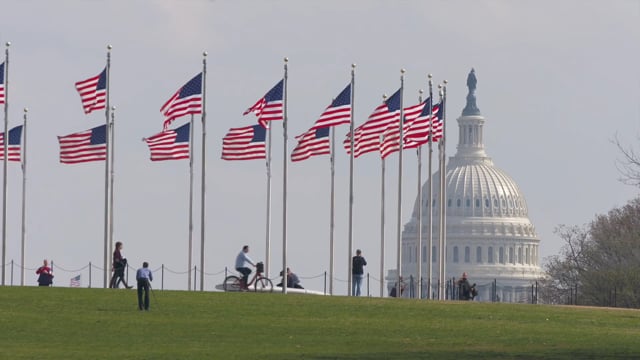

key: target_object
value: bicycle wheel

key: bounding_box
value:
[223,275,241,292]
[254,277,273,292]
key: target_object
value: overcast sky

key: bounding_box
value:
[1,0,639,293]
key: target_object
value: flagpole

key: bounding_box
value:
[427,74,434,300]
[188,114,194,290]
[329,127,335,295]
[103,45,112,288]
[416,89,423,299]
[282,57,289,293]
[108,105,115,283]
[347,63,355,296]
[265,105,272,278]
[379,129,386,297]
[437,82,447,300]
[1,41,10,286]
[396,69,405,296]
[200,52,208,291]
[20,107,27,286]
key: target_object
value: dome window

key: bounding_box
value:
[509,247,515,264]
[466,199,471,207]
[448,199,452,207]
[432,246,437,263]
[464,246,471,263]
[476,246,482,263]
[493,198,498,207]
[488,246,494,263]
[475,199,480,207]
[453,246,459,263]
[499,247,505,264]
[457,199,461,207]
[485,199,490,208]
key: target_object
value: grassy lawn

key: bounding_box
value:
[1,286,639,359]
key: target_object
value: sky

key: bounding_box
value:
[1,0,639,294]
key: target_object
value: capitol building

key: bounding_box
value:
[399,69,544,302]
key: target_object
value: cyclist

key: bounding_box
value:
[235,245,255,289]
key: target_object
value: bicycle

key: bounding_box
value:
[223,262,273,292]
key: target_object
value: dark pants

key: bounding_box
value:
[110,267,126,288]
[236,267,251,287]
[137,279,150,310]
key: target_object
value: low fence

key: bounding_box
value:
[5,260,541,303]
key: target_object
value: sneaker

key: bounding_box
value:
[126,286,133,289]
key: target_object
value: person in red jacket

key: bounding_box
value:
[36,259,54,286]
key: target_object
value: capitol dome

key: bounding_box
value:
[400,69,543,302]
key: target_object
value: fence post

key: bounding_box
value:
[161,264,165,291]
[194,266,197,291]
[324,271,327,295]
[89,262,92,288]
[366,273,370,297]
[10,260,14,286]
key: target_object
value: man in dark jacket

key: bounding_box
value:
[352,249,367,296]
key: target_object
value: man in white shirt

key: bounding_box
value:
[235,245,255,289]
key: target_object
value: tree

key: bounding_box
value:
[541,198,640,308]
[613,135,640,187]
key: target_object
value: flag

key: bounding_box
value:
[75,68,106,114]
[404,100,442,146]
[160,73,203,130]
[0,125,23,162]
[291,127,330,162]
[57,124,107,164]
[221,124,267,161]
[379,99,430,159]
[70,274,81,287]
[310,84,351,130]
[343,89,401,158]
[0,61,5,105]
[144,122,190,161]
[243,80,283,128]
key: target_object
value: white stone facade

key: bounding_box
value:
[400,83,544,302]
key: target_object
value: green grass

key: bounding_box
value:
[1,287,639,359]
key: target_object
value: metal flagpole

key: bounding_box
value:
[329,127,335,295]
[103,45,112,288]
[379,129,386,297]
[347,64,355,296]
[282,57,289,293]
[427,74,434,300]
[187,114,194,290]
[265,102,272,278]
[20,107,27,286]
[416,89,423,299]
[1,41,9,286]
[200,52,208,291]
[395,69,405,297]
[109,105,115,281]
[437,82,447,300]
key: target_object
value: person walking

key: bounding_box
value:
[35,259,54,286]
[110,241,132,289]
[351,249,367,296]
[136,262,153,311]
[235,245,255,290]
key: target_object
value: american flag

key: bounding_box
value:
[145,122,190,161]
[243,80,283,128]
[343,89,401,158]
[70,274,81,287]
[0,125,23,162]
[379,99,430,159]
[221,124,267,161]
[291,127,330,162]
[309,84,351,130]
[75,68,107,115]
[57,124,107,164]
[404,100,442,146]
[0,61,5,105]
[161,73,203,130]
